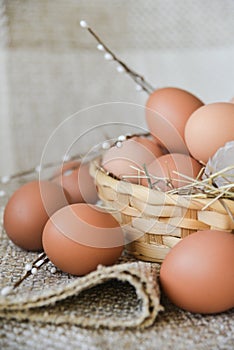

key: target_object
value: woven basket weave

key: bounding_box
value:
[90,158,234,263]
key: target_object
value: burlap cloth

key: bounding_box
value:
[0,183,234,350]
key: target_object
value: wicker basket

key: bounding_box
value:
[90,158,234,263]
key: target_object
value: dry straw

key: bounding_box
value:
[81,20,234,262]
[90,159,234,263]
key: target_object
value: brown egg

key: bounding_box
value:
[141,153,202,191]
[42,204,124,276]
[3,180,68,251]
[145,87,204,154]
[185,102,234,163]
[102,136,163,183]
[52,161,98,204]
[160,230,234,314]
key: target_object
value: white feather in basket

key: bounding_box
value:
[203,141,234,189]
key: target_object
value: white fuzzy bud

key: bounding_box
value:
[1,175,10,184]
[62,154,71,162]
[135,84,143,92]
[116,65,125,73]
[80,20,88,28]
[50,267,57,274]
[97,44,104,51]
[0,190,5,197]
[118,135,126,142]
[102,141,111,150]
[25,263,33,272]
[1,286,13,296]
[31,267,38,275]
[35,165,42,173]
[104,52,113,61]
[116,141,122,148]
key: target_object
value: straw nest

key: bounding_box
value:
[90,158,234,263]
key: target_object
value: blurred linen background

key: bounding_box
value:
[0,0,234,175]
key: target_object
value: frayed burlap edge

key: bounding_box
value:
[0,261,162,329]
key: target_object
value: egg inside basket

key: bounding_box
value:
[90,143,234,263]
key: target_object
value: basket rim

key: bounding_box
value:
[90,157,234,262]
[90,157,234,216]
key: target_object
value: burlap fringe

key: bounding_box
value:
[0,261,162,329]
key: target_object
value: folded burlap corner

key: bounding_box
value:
[0,207,163,329]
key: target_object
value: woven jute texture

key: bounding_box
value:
[0,206,163,330]
[0,194,234,350]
